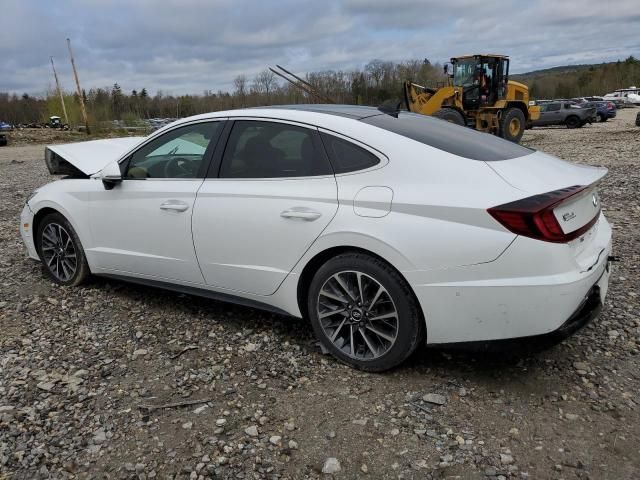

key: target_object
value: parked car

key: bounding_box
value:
[21,105,612,371]
[530,101,596,128]
[573,99,617,122]
[0,121,10,146]
[604,89,640,107]
[593,101,617,122]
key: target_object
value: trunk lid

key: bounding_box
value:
[485,150,607,194]
[486,151,608,262]
[45,137,144,176]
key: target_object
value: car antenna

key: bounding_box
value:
[269,65,335,104]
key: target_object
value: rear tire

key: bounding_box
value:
[307,253,425,372]
[499,107,526,143]
[36,212,90,286]
[565,116,581,129]
[433,108,465,126]
[597,113,607,123]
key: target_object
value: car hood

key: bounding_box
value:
[45,137,145,176]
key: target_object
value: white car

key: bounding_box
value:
[20,105,612,371]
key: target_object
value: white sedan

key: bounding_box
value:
[20,105,612,371]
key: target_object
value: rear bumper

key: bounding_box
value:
[433,273,605,351]
[411,215,612,344]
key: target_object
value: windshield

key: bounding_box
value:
[453,59,477,87]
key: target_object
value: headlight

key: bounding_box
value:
[26,190,39,205]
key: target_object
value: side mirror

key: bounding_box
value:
[100,161,122,190]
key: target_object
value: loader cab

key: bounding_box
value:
[452,55,509,110]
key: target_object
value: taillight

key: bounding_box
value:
[607,102,613,110]
[488,186,600,243]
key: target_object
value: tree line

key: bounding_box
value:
[1,56,638,127]
[515,56,640,100]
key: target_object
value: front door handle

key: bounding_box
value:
[280,207,322,221]
[160,200,190,212]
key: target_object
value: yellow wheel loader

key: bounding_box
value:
[404,54,540,143]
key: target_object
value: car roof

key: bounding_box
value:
[257,104,386,120]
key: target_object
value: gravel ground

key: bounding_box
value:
[1,108,639,480]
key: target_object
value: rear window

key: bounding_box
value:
[360,112,533,161]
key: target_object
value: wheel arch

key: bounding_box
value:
[32,207,63,253]
[295,245,426,331]
[31,202,92,266]
[505,101,528,119]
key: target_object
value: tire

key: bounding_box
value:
[499,107,526,143]
[433,108,465,126]
[635,112,640,127]
[597,113,607,123]
[307,252,425,372]
[565,116,581,129]
[36,212,90,286]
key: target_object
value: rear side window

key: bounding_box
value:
[547,103,561,112]
[220,121,332,178]
[360,112,533,161]
[320,133,380,174]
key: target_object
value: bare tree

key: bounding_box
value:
[252,70,278,96]
[233,75,248,97]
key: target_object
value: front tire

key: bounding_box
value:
[499,107,526,143]
[36,212,90,286]
[433,108,465,126]
[307,253,425,372]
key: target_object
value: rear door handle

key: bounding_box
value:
[160,200,190,212]
[280,207,322,221]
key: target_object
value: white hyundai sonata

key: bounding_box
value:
[20,105,612,371]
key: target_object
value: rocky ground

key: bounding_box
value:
[1,108,639,480]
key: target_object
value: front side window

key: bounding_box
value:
[219,121,332,178]
[546,103,561,112]
[126,122,222,179]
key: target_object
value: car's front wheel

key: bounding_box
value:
[307,253,425,371]
[36,212,90,286]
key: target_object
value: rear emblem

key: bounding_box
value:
[562,212,576,222]
[592,194,598,207]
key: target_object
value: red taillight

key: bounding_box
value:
[488,186,599,243]
[607,102,613,110]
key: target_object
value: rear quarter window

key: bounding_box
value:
[320,133,380,173]
[360,112,533,161]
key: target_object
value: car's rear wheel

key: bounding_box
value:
[307,253,424,371]
[565,115,581,128]
[36,212,90,286]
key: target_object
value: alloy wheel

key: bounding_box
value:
[41,223,77,282]
[316,270,399,360]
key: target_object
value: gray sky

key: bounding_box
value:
[2,0,639,96]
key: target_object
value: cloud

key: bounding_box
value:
[0,0,638,96]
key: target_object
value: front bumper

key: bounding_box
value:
[20,203,39,260]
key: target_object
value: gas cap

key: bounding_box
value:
[353,186,393,218]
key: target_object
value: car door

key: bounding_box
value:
[544,103,561,125]
[192,119,338,296]
[87,120,225,284]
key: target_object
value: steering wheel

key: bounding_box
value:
[164,157,196,178]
